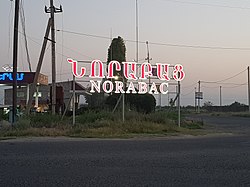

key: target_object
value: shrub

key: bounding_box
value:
[29,114,63,128]
[106,93,156,114]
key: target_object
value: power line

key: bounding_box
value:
[223,82,247,88]
[182,82,197,88]
[59,9,64,81]
[57,30,111,40]
[8,0,14,58]
[18,31,95,60]
[20,0,32,72]
[182,88,195,96]
[202,85,219,89]
[148,42,250,50]
[157,0,250,10]
[202,82,247,86]
[201,68,247,84]
[58,29,250,51]
[202,83,247,89]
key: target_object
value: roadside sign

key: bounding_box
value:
[195,92,203,99]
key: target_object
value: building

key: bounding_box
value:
[4,80,88,113]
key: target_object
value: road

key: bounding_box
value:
[0,116,250,187]
[189,114,250,135]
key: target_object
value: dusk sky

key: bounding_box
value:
[0,0,249,106]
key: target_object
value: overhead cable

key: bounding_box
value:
[58,29,250,51]
[158,0,250,10]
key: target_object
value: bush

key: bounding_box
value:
[29,113,63,128]
[106,93,156,114]
[15,116,31,130]
[0,110,202,138]
[76,110,116,125]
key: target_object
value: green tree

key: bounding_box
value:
[106,36,156,113]
[107,36,126,81]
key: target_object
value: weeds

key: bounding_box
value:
[0,110,201,138]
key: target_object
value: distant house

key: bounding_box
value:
[4,80,88,113]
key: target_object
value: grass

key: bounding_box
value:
[202,111,250,118]
[231,112,250,118]
[0,110,204,138]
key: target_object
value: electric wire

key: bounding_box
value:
[182,82,197,88]
[20,0,32,72]
[201,68,247,84]
[157,0,250,10]
[202,85,222,89]
[223,82,248,88]
[202,82,247,86]
[8,0,14,58]
[182,87,195,96]
[17,31,95,77]
[17,31,95,60]
[58,30,250,51]
[59,11,64,81]
[19,36,25,71]
[202,82,247,89]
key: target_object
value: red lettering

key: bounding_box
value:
[173,64,185,81]
[67,58,86,78]
[122,62,137,80]
[107,61,121,79]
[139,63,152,79]
[89,60,104,78]
[156,63,170,81]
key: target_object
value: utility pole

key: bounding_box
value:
[122,77,125,123]
[45,0,62,115]
[198,80,201,113]
[177,81,181,127]
[248,66,250,112]
[26,19,52,114]
[220,86,222,108]
[73,75,75,125]
[194,87,197,112]
[145,41,152,85]
[159,93,162,109]
[136,0,139,63]
[12,0,20,124]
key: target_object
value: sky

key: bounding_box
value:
[0,0,249,106]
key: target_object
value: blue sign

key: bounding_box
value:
[0,72,36,85]
[0,72,48,85]
[0,73,24,81]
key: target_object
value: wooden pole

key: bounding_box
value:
[12,0,20,124]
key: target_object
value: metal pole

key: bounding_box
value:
[122,93,125,123]
[50,0,56,115]
[146,41,152,86]
[248,66,250,112]
[122,77,125,122]
[12,0,20,125]
[194,87,197,112]
[26,18,52,114]
[198,81,201,113]
[159,93,161,109]
[220,86,222,107]
[136,0,139,63]
[35,86,39,108]
[62,94,73,120]
[178,81,181,127]
[26,84,29,106]
[73,76,76,125]
[112,94,123,113]
[168,92,169,107]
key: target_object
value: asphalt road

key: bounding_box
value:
[0,116,250,187]
[189,114,250,135]
[0,136,250,187]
